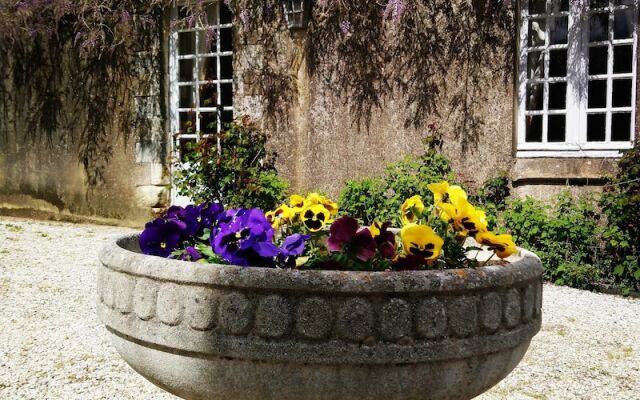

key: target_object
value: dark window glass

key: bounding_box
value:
[220,28,233,52]
[179,112,196,134]
[613,45,633,73]
[179,86,194,108]
[526,115,544,142]
[200,112,218,134]
[612,79,632,107]
[549,82,567,110]
[548,115,566,142]
[612,113,632,141]
[529,19,547,47]
[590,13,609,42]
[614,8,635,39]
[179,138,197,162]
[588,80,608,108]
[549,49,567,77]
[221,110,234,126]
[199,83,217,108]
[529,0,546,14]
[587,113,607,141]
[528,51,545,79]
[589,46,608,75]
[221,83,233,106]
[200,57,217,81]
[220,56,233,79]
[550,0,569,12]
[220,3,233,24]
[179,59,194,82]
[614,0,635,5]
[527,83,544,110]
[178,32,195,55]
[550,16,569,44]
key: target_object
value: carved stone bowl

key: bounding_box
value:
[97,235,542,400]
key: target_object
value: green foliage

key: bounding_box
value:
[501,193,601,288]
[339,138,454,225]
[173,116,288,211]
[598,145,640,291]
[471,172,511,231]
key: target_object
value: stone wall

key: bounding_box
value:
[0,16,170,226]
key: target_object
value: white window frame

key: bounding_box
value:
[168,1,234,204]
[517,0,638,158]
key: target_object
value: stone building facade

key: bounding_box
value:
[0,1,638,225]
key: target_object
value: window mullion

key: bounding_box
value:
[517,3,529,149]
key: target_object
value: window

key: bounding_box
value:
[518,0,637,157]
[169,1,234,161]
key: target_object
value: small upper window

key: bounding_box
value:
[518,0,637,157]
[169,1,234,160]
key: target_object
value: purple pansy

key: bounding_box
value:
[375,222,397,259]
[327,216,377,262]
[211,208,280,266]
[139,218,187,257]
[181,246,203,262]
[280,234,311,257]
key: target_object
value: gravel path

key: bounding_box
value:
[0,217,639,400]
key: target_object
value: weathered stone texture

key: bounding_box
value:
[97,235,543,400]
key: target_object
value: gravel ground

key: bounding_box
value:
[0,217,639,400]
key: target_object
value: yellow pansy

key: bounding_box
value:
[428,181,468,206]
[266,204,295,229]
[436,194,487,237]
[290,194,306,210]
[300,204,333,232]
[305,192,338,215]
[401,195,425,225]
[475,231,518,259]
[369,221,382,237]
[400,224,444,260]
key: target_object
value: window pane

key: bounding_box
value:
[588,80,608,108]
[527,83,544,110]
[614,8,635,39]
[612,112,632,141]
[179,86,195,108]
[221,110,234,126]
[613,45,633,73]
[179,59,194,82]
[589,46,609,75]
[220,56,233,79]
[549,82,567,109]
[198,31,217,53]
[178,138,197,162]
[549,49,567,77]
[178,32,195,55]
[200,112,218,134]
[199,83,218,108]
[614,0,635,5]
[550,0,569,12]
[205,2,219,25]
[529,0,546,14]
[179,112,196,134]
[550,16,569,44]
[220,28,233,52]
[590,13,609,42]
[220,3,233,24]
[587,113,607,141]
[590,0,609,9]
[199,57,218,81]
[528,19,546,47]
[221,83,233,106]
[612,79,632,107]
[526,115,543,142]
[528,51,545,79]
[548,115,566,142]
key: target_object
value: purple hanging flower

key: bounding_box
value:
[375,222,397,259]
[211,208,280,266]
[327,216,377,262]
[139,218,187,257]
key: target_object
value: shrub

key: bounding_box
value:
[339,137,455,226]
[599,145,640,292]
[173,116,289,211]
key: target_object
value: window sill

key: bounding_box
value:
[512,157,619,185]
[516,150,626,158]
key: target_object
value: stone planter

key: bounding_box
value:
[98,234,543,400]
